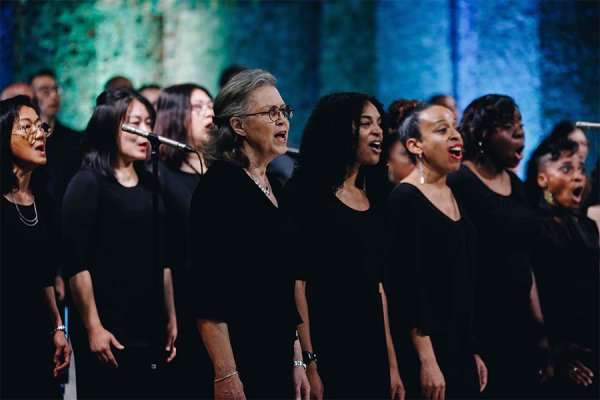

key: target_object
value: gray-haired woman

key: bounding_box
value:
[189,69,309,399]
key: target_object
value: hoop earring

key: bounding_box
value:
[418,153,425,185]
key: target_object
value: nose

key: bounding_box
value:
[450,126,462,143]
[140,120,152,132]
[206,107,215,118]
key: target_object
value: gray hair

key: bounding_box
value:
[203,69,277,167]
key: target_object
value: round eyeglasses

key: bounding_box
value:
[239,105,294,123]
[11,122,53,143]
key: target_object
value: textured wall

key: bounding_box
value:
[2,0,599,167]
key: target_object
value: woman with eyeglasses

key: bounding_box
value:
[287,92,405,399]
[154,83,214,397]
[525,137,598,399]
[62,89,177,398]
[1,95,71,398]
[189,69,309,398]
[447,94,545,398]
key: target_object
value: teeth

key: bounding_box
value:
[450,146,461,151]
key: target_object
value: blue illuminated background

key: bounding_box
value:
[1,0,599,174]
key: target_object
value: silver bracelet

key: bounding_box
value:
[214,370,238,383]
[293,360,307,370]
[50,324,67,336]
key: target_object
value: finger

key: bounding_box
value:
[166,345,177,363]
[110,335,125,350]
[480,366,488,391]
[399,387,406,400]
[571,343,592,353]
[53,347,61,365]
[294,379,301,400]
[573,361,594,378]
[422,385,432,400]
[440,386,446,400]
[64,346,72,364]
[96,351,108,365]
[105,350,119,369]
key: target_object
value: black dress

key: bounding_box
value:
[532,203,599,399]
[387,183,479,399]
[1,193,61,399]
[189,161,299,398]
[62,167,168,399]
[157,161,212,398]
[289,188,389,398]
[448,165,542,398]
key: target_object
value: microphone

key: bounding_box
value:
[121,124,196,152]
[575,121,600,129]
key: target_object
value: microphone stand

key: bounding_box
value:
[148,134,163,369]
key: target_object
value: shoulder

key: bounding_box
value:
[70,167,100,188]
[192,162,239,205]
[447,164,472,188]
[389,182,418,202]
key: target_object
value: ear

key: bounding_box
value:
[229,117,246,137]
[537,172,548,189]
[405,137,422,158]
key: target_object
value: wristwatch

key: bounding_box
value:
[302,351,318,365]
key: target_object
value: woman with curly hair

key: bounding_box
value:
[288,92,404,399]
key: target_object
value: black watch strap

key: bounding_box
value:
[302,350,318,365]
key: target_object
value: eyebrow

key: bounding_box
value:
[18,117,40,123]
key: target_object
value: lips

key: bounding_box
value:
[572,186,584,204]
[274,131,287,143]
[369,141,382,154]
[515,146,525,161]
[448,144,463,160]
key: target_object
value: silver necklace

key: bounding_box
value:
[9,192,39,226]
[245,170,271,197]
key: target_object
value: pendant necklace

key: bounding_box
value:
[244,169,271,197]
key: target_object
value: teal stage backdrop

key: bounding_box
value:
[1,0,599,171]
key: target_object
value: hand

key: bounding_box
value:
[54,276,65,302]
[306,362,323,399]
[165,318,177,363]
[390,366,405,400]
[87,325,124,368]
[474,354,488,392]
[52,331,71,378]
[420,359,445,400]
[293,366,310,400]
[568,359,594,387]
[214,372,245,400]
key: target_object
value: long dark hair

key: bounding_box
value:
[82,89,155,178]
[155,83,212,168]
[292,92,385,197]
[0,95,43,195]
[460,94,519,162]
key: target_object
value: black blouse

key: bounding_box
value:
[448,165,541,346]
[62,167,167,345]
[189,161,299,396]
[532,203,599,349]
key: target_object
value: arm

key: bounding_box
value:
[43,286,71,377]
[197,318,245,400]
[69,270,124,368]
[411,329,445,400]
[293,336,310,400]
[294,279,323,399]
[163,267,177,362]
[380,283,405,400]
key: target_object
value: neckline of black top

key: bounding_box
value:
[460,164,514,198]
[400,182,462,223]
[332,193,371,213]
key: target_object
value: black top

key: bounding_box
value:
[448,165,541,348]
[290,188,389,397]
[189,161,299,396]
[40,120,82,210]
[62,167,166,345]
[1,192,60,396]
[532,203,599,350]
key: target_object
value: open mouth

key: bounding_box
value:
[448,145,463,160]
[369,141,382,152]
[274,132,287,142]
[572,186,584,203]
[34,143,45,152]
[515,146,525,160]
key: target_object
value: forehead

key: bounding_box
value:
[361,101,380,117]
[540,150,579,170]
[18,106,39,121]
[190,89,211,103]
[247,85,282,108]
[420,105,454,123]
[31,75,56,88]
[127,99,150,117]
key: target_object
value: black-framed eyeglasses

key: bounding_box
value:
[238,105,294,123]
[11,122,53,142]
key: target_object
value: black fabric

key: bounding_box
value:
[39,120,82,210]
[156,161,212,398]
[447,165,542,398]
[532,203,599,399]
[1,193,61,398]
[190,161,299,398]
[386,183,479,398]
[289,188,389,398]
[62,167,168,397]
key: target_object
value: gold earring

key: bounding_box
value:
[543,190,554,205]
